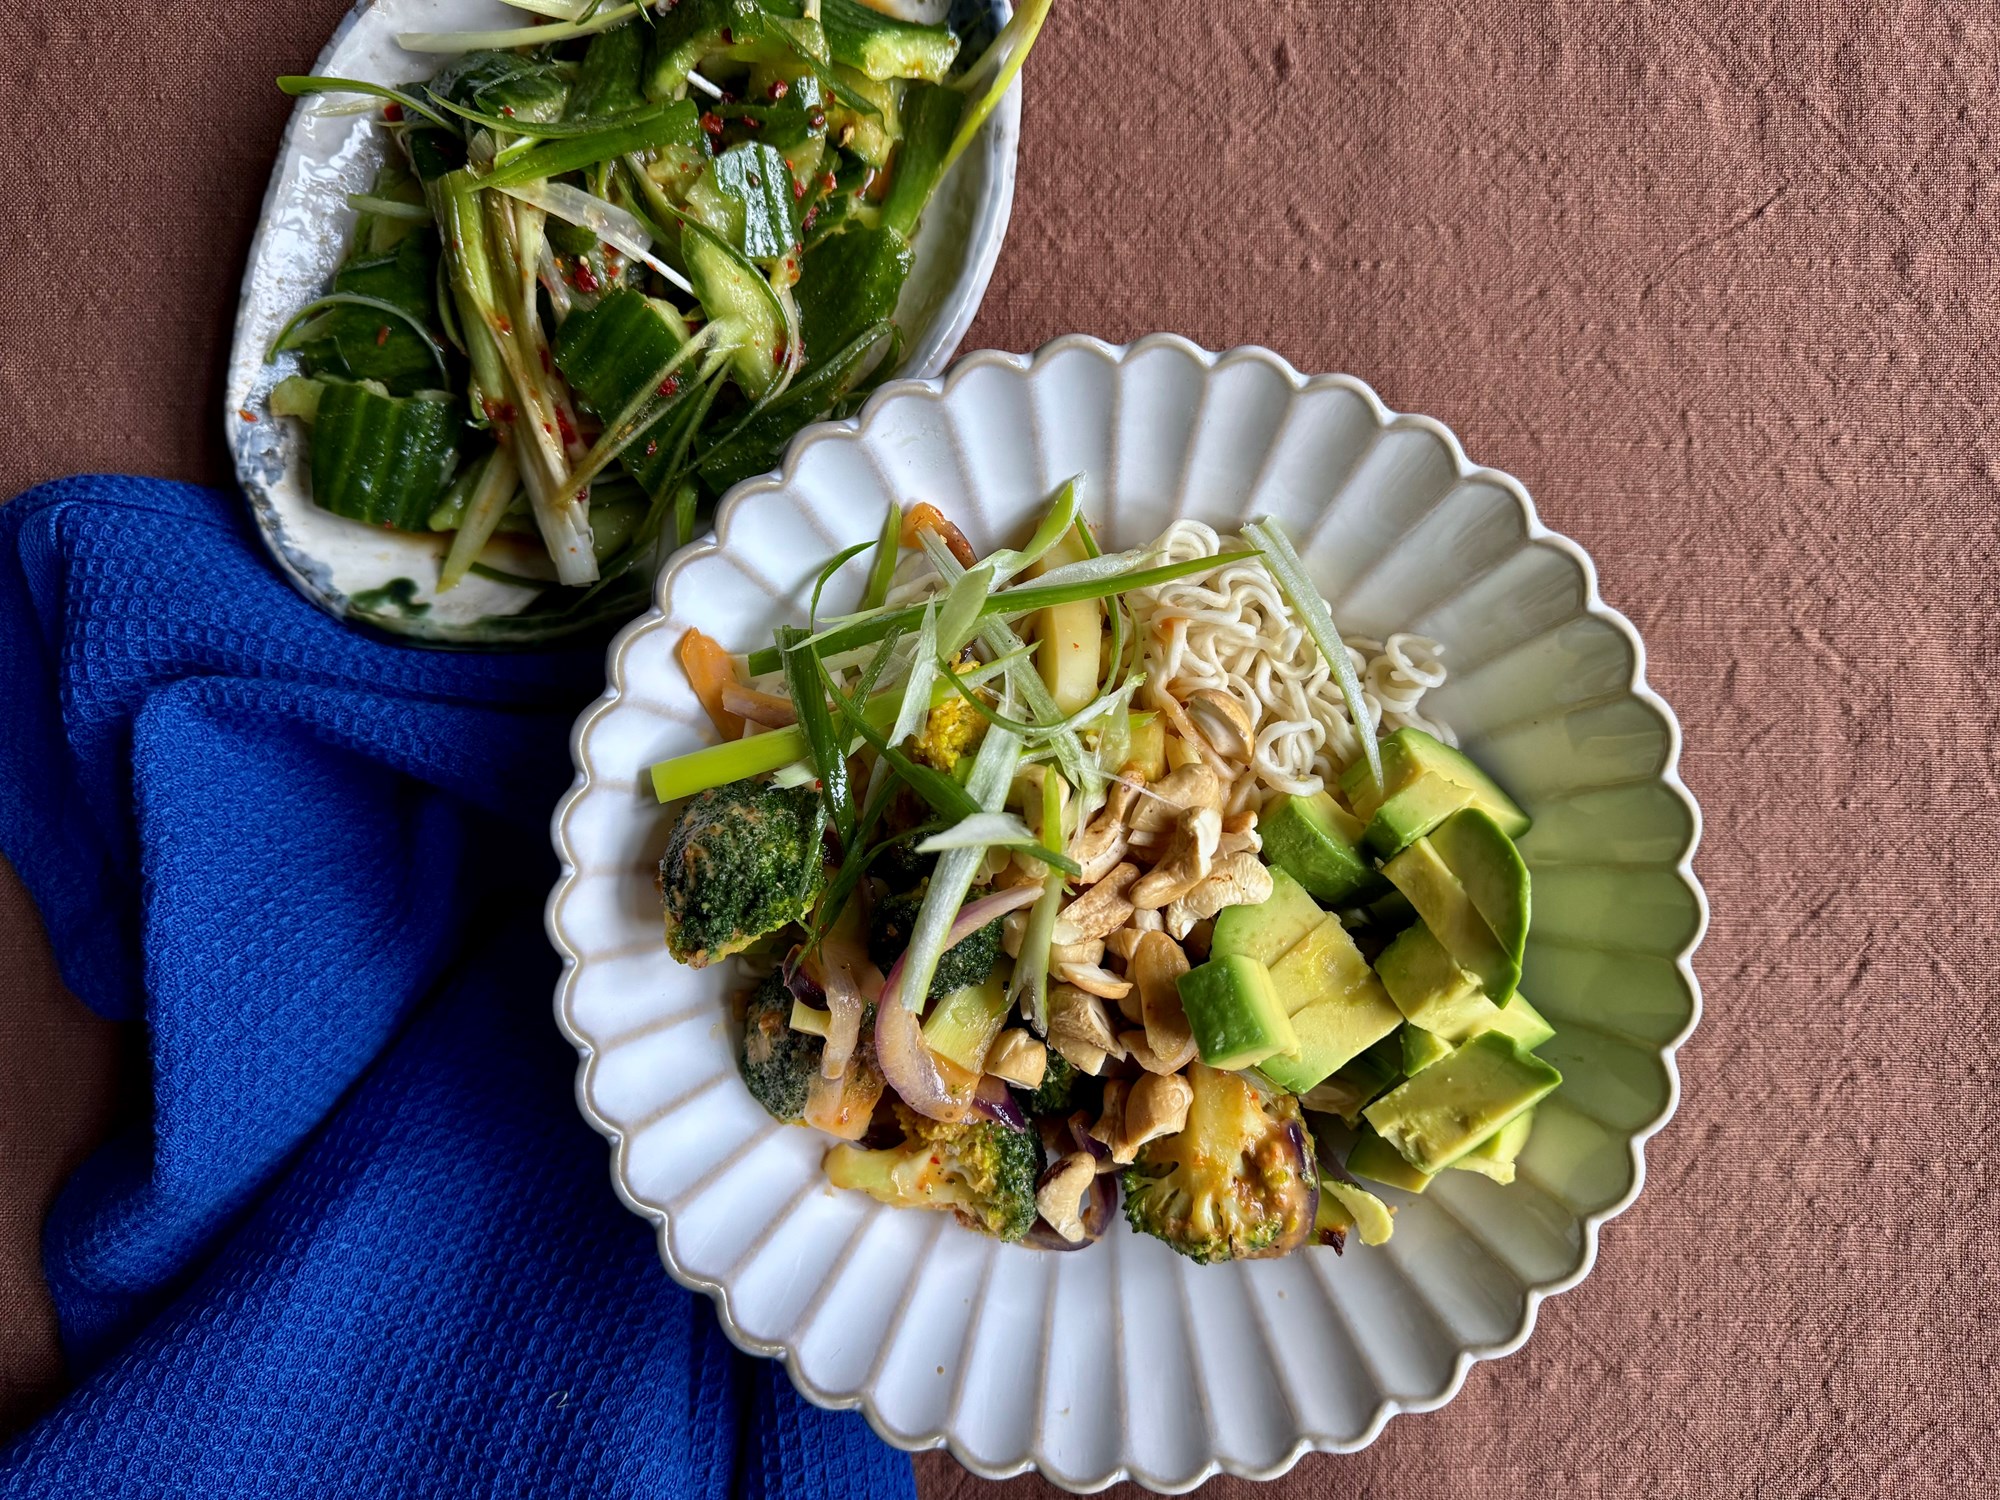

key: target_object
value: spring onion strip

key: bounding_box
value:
[264,293,451,385]
[861,504,902,610]
[884,601,941,754]
[934,562,994,658]
[1072,513,1102,559]
[276,75,456,130]
[346,193,431,221]
[551,326,717,513]
[492,180,692,293]
[651,685,893,803]
[917,811,1034,854]
[745,551,1255,677]
[982,476,1080,588]
[1007,771,1067,1031]
[439,446,521,592]
[944,0,1052,172]
[808,539,877,634]
[804,771,902,955]
[494,0,588,18]
[934,649,1140,743]
[779,628,853,847]
[398,3,649,52]
[686,70,724,99]
[894,705,1025,1010]
[821,658,980,824]
[1244,517,1384,791]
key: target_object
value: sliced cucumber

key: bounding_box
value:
[306,379,460,530]
[820,0,959,82]
[684,228,785,400]
[551,287,693,496]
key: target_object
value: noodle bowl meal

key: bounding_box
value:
[645,480,1560,1261]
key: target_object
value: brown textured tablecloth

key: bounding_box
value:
[3,0,1995,1492]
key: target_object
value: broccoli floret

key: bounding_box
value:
[737,972,821,1123]
[823,1104,1042,1240]
[1122,1063,1320,1264]
[1017,1049,1077,1117]
[660,779,827,967]
[866,886,1003,1000]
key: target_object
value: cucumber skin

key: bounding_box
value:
[879,83,966,238]
[551,288,691,496]
[308,383,460,531]
[819,0,959,82]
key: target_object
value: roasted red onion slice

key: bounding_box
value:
[876,883,1043,1014]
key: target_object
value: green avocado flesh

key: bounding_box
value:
[1211,868,1325,967]
[1428,807,1531,960]
[1375,921,1495,1037]
[1255,917,1403,1093]
[1177,954,1300,1070]
[1259,790,1383,904]
[1401,1025,1454,1075]
[1448,1108,1536,1184]
[1363,1031,1561,1174]
[1342,728,1531,836]
[1347,1128,1434,1193]
[1363,771,1475,856]
[1382,838,1520,1003]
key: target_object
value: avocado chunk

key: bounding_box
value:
[1448,1108,1535,1184]
[1382,838,1520,1003]
[1401,1025,1454,1075]
[1255,917,1403,1092]
[1325,1178,1396,1244]
[1363,1032,1561,1174]
[1177,955,1300,1071]
[1363,771,1476,857]
[1342,727,1531,835]
[1475,992,1555,1051]
[1374,922,1495,1038]
[1259,790,1384,904]
[1428,808,1531,962]
[1347,1127,1434,1193]
[1211,867,1324,967]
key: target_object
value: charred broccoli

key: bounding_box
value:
[823,1104,1041,1240]
[660,779,826,967]
[1122,1063,1319,1264]
[738,972,820,1123]
[867,885,1003,1000]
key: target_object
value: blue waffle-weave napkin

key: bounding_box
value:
[0,477,915,1500]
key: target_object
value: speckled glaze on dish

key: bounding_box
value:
[224,0,1019,645]
[547,335,1707,1492]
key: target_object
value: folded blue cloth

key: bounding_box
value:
[0,477,916,1500]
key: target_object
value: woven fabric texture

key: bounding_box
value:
[1,0,1995,1495]
[0,479,915,1500]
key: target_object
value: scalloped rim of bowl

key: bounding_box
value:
[547,334,1708,1493]
[224,0,1020,645]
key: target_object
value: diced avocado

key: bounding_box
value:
[1363,1032,1561,1174]
[1363,771,1477,856]
[1259,790,1384,905]
[1401,1025,1454,1075]
[1475,991,1555,1051]
[1342,728,1530,836]
[1177,955,1299,1071]
[1428,807,1531,966]
[1374,922,1494,1037]
[1449,1108,1535,1184]
[1255,917,1402,1092]
[1324,1179,1395,1244]
[1347,1127,1434,1192]
[1211,867,1324,967]
[1382,837,1519,1004]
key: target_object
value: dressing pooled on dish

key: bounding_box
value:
[645,482,1561,1259]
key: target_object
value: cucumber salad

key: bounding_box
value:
[265,0,1048,628]
[649,484,1563,1260]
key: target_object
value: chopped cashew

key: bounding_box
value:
[1165,851,1276,939]
[986,1029,1048,1088]
[1120,1028,1178,1074]
[1051,862,1139,945]
[1129,764,1222,835]
[1131,804,1222,910]
[1130,930,1198,1073]
[1088,1078,1128,1157]
[1049,1034,1109,1075]
[1001,909,1030,960]
[1056,961,1133,1001]
[1050,937,1106,968]
[1048,984,1124,1055]
[1116,1072,1194,1160]
[1035,1153,1098,1243]
[1185,689,1256,760]
[1130,906,1164,933]
[1072,777,1141,884]
[1104,926,1145,963]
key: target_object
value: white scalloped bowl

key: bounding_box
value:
[548,336,1706,1493]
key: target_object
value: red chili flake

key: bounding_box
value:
[555,407,579,448]
[699,112,724,137]
[720,27,733,42]
[572,259,600,294]
[382,102,403,122]
[500,105,515,118]
[375,325,391,346]
[771,340,787,367]
[644,439,660,457]
[495,314,512,334]
[791,174,805,201]
[801,204,821,233]
[238,408,258,423]
[658,374,682,399]
[766,78,789,101]
[821,170,837,194]
[740,115,761,131]
[807,111,825,131]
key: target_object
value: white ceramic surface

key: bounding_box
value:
[225,0,1019,643]
[548,335,1707,1492]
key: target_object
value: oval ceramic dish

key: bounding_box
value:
[225,0,1018,646]
[548,335,1707,1492]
